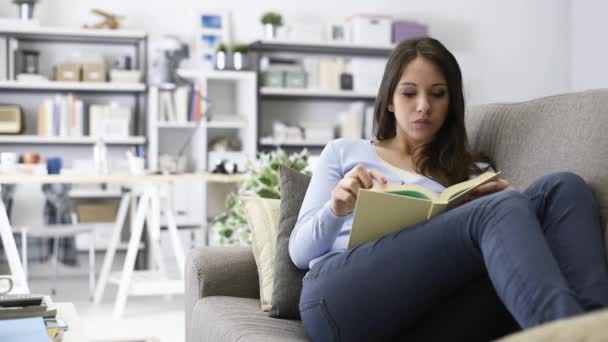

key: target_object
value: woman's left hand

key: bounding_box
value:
[464,178,514,202]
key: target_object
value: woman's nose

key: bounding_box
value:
[417,97,430,113]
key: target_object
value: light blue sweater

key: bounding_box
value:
[289,138,489,270]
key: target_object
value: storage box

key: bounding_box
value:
[350,15,392,46]
[110,69,142,83]
[82,63,106,82]
[54,63,80,81]
[392,21,428,44]
[263,69,284,87]
[284,69,307,88]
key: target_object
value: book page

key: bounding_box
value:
[371,183,439,201]
[438,171,501,204]
[349,189,433,249]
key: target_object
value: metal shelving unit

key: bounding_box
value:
[0,80,146,93]
[0,26,148,146]
[250,40,391,150]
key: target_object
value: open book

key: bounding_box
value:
[348,171,500,249]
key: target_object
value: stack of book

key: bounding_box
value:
[0,294,68,341]
[37,93,85,137]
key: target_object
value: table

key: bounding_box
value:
[55,302,87,342]
[0,172,243,317]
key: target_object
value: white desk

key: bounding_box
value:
[0,172,243,317]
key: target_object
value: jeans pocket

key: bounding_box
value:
[299,299,340,342]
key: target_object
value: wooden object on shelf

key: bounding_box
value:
[83,9,124,30]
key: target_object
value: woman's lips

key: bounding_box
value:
[413,118,432,128]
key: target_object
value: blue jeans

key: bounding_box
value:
[299,172,608,342]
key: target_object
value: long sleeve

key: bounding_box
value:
[289,141,349,270]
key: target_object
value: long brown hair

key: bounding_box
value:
[373,37,487,186]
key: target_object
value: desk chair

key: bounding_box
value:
[10,183,98,299]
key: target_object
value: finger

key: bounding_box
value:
[473,181,499,195]
[349,165,373,189]
[357,169,373,189]
[339,178,360,197]
[335,188,356,207]
[368,169,388,185]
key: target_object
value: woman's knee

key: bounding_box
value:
[536,172,591,198]
[482,190,532,215]
[543,172,586,188]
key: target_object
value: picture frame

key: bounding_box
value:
[195,9,232,69]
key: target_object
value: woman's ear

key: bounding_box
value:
[387,104,394,112]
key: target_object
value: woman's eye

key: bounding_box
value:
[402,92,415,97]
[432,91,446,98]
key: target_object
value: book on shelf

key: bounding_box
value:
[348,171,501,249]
[37,93,84,137]
[89,102,131,138]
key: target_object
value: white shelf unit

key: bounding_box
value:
[0,26,148,155]
[0,135,145,145]
[259,137,328,147]
[250,40,391,151]
[148,70,257,228]
[0,26,146,42]
[0,27,149,258]
[260,87,377,99]
[0,80,146,92]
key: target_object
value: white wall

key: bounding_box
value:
[571,0,608,91]
[0,0,572,105]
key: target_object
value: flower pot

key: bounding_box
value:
[232,52,248,70]
[264,24,278,40]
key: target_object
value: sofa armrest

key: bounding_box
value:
[185,246,259,339]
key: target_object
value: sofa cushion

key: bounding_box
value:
[242,197,281,311]
[190,296,308,342]
[269,166,311,319]
[466,90,608,229]
[498,308,608,341]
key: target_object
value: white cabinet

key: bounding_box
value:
[148,70,256,229]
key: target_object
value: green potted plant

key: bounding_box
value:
[232,44,250,70]
[215,43,229,70]
[211,148,310,245]
[261,12,283,40]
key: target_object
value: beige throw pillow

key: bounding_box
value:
[242,196,281,311]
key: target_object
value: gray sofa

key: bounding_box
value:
[186,89,608,342]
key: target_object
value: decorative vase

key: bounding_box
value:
[215,51,228,70]
[264,24,278,40]
[232,52,248,70]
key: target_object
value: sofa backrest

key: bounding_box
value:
[465,89,608,228]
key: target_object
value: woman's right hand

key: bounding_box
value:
[331,164,388,216]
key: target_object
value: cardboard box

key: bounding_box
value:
[54,63,81,81]
[76,201,118,222]
[82,63,106,82]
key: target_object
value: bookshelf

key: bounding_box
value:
[250,40,391,151]
[147,70,256,230]
[260,86,377,100]
[0,135,145,145]
[0,80,146,92]
[0,26,149,155]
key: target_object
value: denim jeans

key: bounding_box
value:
[299,172,608,342]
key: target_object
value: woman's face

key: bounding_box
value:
[390,56,449,147]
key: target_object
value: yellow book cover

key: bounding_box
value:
[348,171,501,249]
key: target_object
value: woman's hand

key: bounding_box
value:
[465,178,514,202]
[331,164,388,216]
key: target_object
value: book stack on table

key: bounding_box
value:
[0,294,68,341]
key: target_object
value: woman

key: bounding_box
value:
[289,37,608,341]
